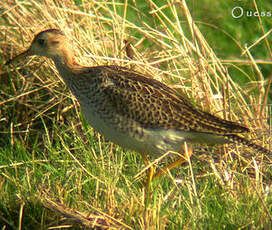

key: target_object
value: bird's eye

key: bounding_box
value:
[37,38,45,46]
[51,40,59,45]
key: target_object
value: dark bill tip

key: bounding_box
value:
[5,59,13,65]
[5,49,31,66]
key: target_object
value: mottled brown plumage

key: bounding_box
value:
[6,29,271,176]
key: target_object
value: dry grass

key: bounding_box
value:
[0,0,271,229]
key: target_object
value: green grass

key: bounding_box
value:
[0,0,271,229]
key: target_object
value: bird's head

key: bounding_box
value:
[6,29,68,65]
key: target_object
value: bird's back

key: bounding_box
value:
[70,65,249,134]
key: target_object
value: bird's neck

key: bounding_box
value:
[52,49,82,84]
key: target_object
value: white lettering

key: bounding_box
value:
[232,6,243,18]
[254,11,259,17]
[246,11,252,17]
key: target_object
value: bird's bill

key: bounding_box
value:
[5,49,31,65]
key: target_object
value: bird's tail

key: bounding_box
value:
[224,134,272,156]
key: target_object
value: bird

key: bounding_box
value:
[5,29,271,181]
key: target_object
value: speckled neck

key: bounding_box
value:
[51,49,82,85]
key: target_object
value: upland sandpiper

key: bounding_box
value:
[6,29,271,180]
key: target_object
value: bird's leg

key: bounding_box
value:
[141,154,155,188]
[154,143,193,179]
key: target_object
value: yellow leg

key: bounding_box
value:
[154,144,193,179]
[141,154,155,188]
[146,164,154,189]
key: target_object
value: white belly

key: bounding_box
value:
[81,104,226,157]
[81,106,188,157]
